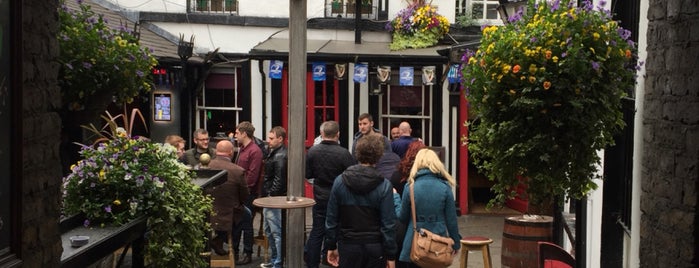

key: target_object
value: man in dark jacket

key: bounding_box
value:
[261,126,288,268]
[304,121,356,268]
[351,113,392,157]
[206,140,248,256]
[325,134,397,268]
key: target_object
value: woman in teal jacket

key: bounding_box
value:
[397,149,461,266]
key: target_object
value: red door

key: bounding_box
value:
[280,66,341,198]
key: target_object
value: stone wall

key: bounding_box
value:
[20,0,63,266]
[641,0,699,267]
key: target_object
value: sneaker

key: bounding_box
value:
[260,263,273,268]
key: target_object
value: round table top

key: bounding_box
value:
[253,196,316,209]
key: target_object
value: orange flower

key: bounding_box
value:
[543,81,551,90]
[625,49,632,58]
[512,64,521,74]
[545,50,552,59]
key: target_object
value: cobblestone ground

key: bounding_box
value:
[118,205,520,268]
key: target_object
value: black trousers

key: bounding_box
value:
[337,242,386,268]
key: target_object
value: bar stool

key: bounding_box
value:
[460,236,493,268]
[210,233,235,268]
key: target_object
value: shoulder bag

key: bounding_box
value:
[409,183,454,268]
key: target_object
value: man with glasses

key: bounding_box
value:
[184,128,216,167]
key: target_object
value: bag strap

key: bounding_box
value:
[410,183,418,232]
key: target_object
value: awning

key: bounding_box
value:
[151,23,285,57]
[249,29,450,64]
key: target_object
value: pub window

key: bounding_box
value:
[196,68,243,137]
[379,70,432,145]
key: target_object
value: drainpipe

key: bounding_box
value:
[355,0,361,44]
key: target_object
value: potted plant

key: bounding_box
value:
[461,0,640,209]
[62,111,213,267]
[331,0,343,13]
[385,0,450,50]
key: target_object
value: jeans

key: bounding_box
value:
[304,201,327,268]
[264,207,283,268]
[232,205,253,255]
[338,242,386,268]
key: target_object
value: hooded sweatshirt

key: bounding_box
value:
[325,164,398,260]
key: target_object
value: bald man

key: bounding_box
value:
[206,140,249,256]
[390,122,416,158]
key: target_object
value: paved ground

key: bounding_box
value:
[226,205,522,268]
[117,204,521,267]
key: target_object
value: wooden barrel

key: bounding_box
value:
[501,215,553,268]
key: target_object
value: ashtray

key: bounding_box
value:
[69,235,90,247]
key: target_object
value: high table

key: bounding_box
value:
[253,196,315,268]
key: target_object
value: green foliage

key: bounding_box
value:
[63,120,212,266]
[386,2,450,50]
[461,0,640,207]
[58,0,157,111]
[455,9,477,27]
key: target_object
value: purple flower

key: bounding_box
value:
[83,219,90,227]
[105,205,112,213]
[550,0,560,12]
[591,61,600,71]
[82,62,92,69]
[617,28,631,40]
[136,70,144,77]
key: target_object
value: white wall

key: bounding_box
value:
[102,0,459,23]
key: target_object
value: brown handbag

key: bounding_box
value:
[409,183,454,268]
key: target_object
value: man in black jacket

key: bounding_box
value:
[304,121,356,268]
[325,134,397,268]
[261,126,288,268]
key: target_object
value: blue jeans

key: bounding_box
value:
[264,207,283,268]
[232,205,253,254]
[304,201,327,268]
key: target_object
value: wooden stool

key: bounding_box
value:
[460,236,493,268]
[252,207,269,262]
[210,233,235,268]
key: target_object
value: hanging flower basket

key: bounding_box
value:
[386,1,449,50]
[461,0,641,207]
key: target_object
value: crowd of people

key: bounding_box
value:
[163,113,461,268]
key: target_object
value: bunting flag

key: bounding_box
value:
[422,66,435,85]
[354,64,368,83]
[312,62,326,81]
[399,66,414,86]
[448,64,461,84]
[269,60,283,79]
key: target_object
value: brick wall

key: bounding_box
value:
[20,0,63,266]
[641,0,699,267]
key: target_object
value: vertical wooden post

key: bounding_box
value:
[287,0,307,267]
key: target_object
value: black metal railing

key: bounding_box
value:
[192,0,238,14]
[326,0,378,19]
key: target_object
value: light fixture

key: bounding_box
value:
[178,34,195,61]
[497,0,527,24]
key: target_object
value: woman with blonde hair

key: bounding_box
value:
[397,148,461,267]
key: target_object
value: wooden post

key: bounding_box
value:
[287,0,307,267]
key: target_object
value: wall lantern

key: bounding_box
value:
[178,34,195,60]
[497,0,527,24]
